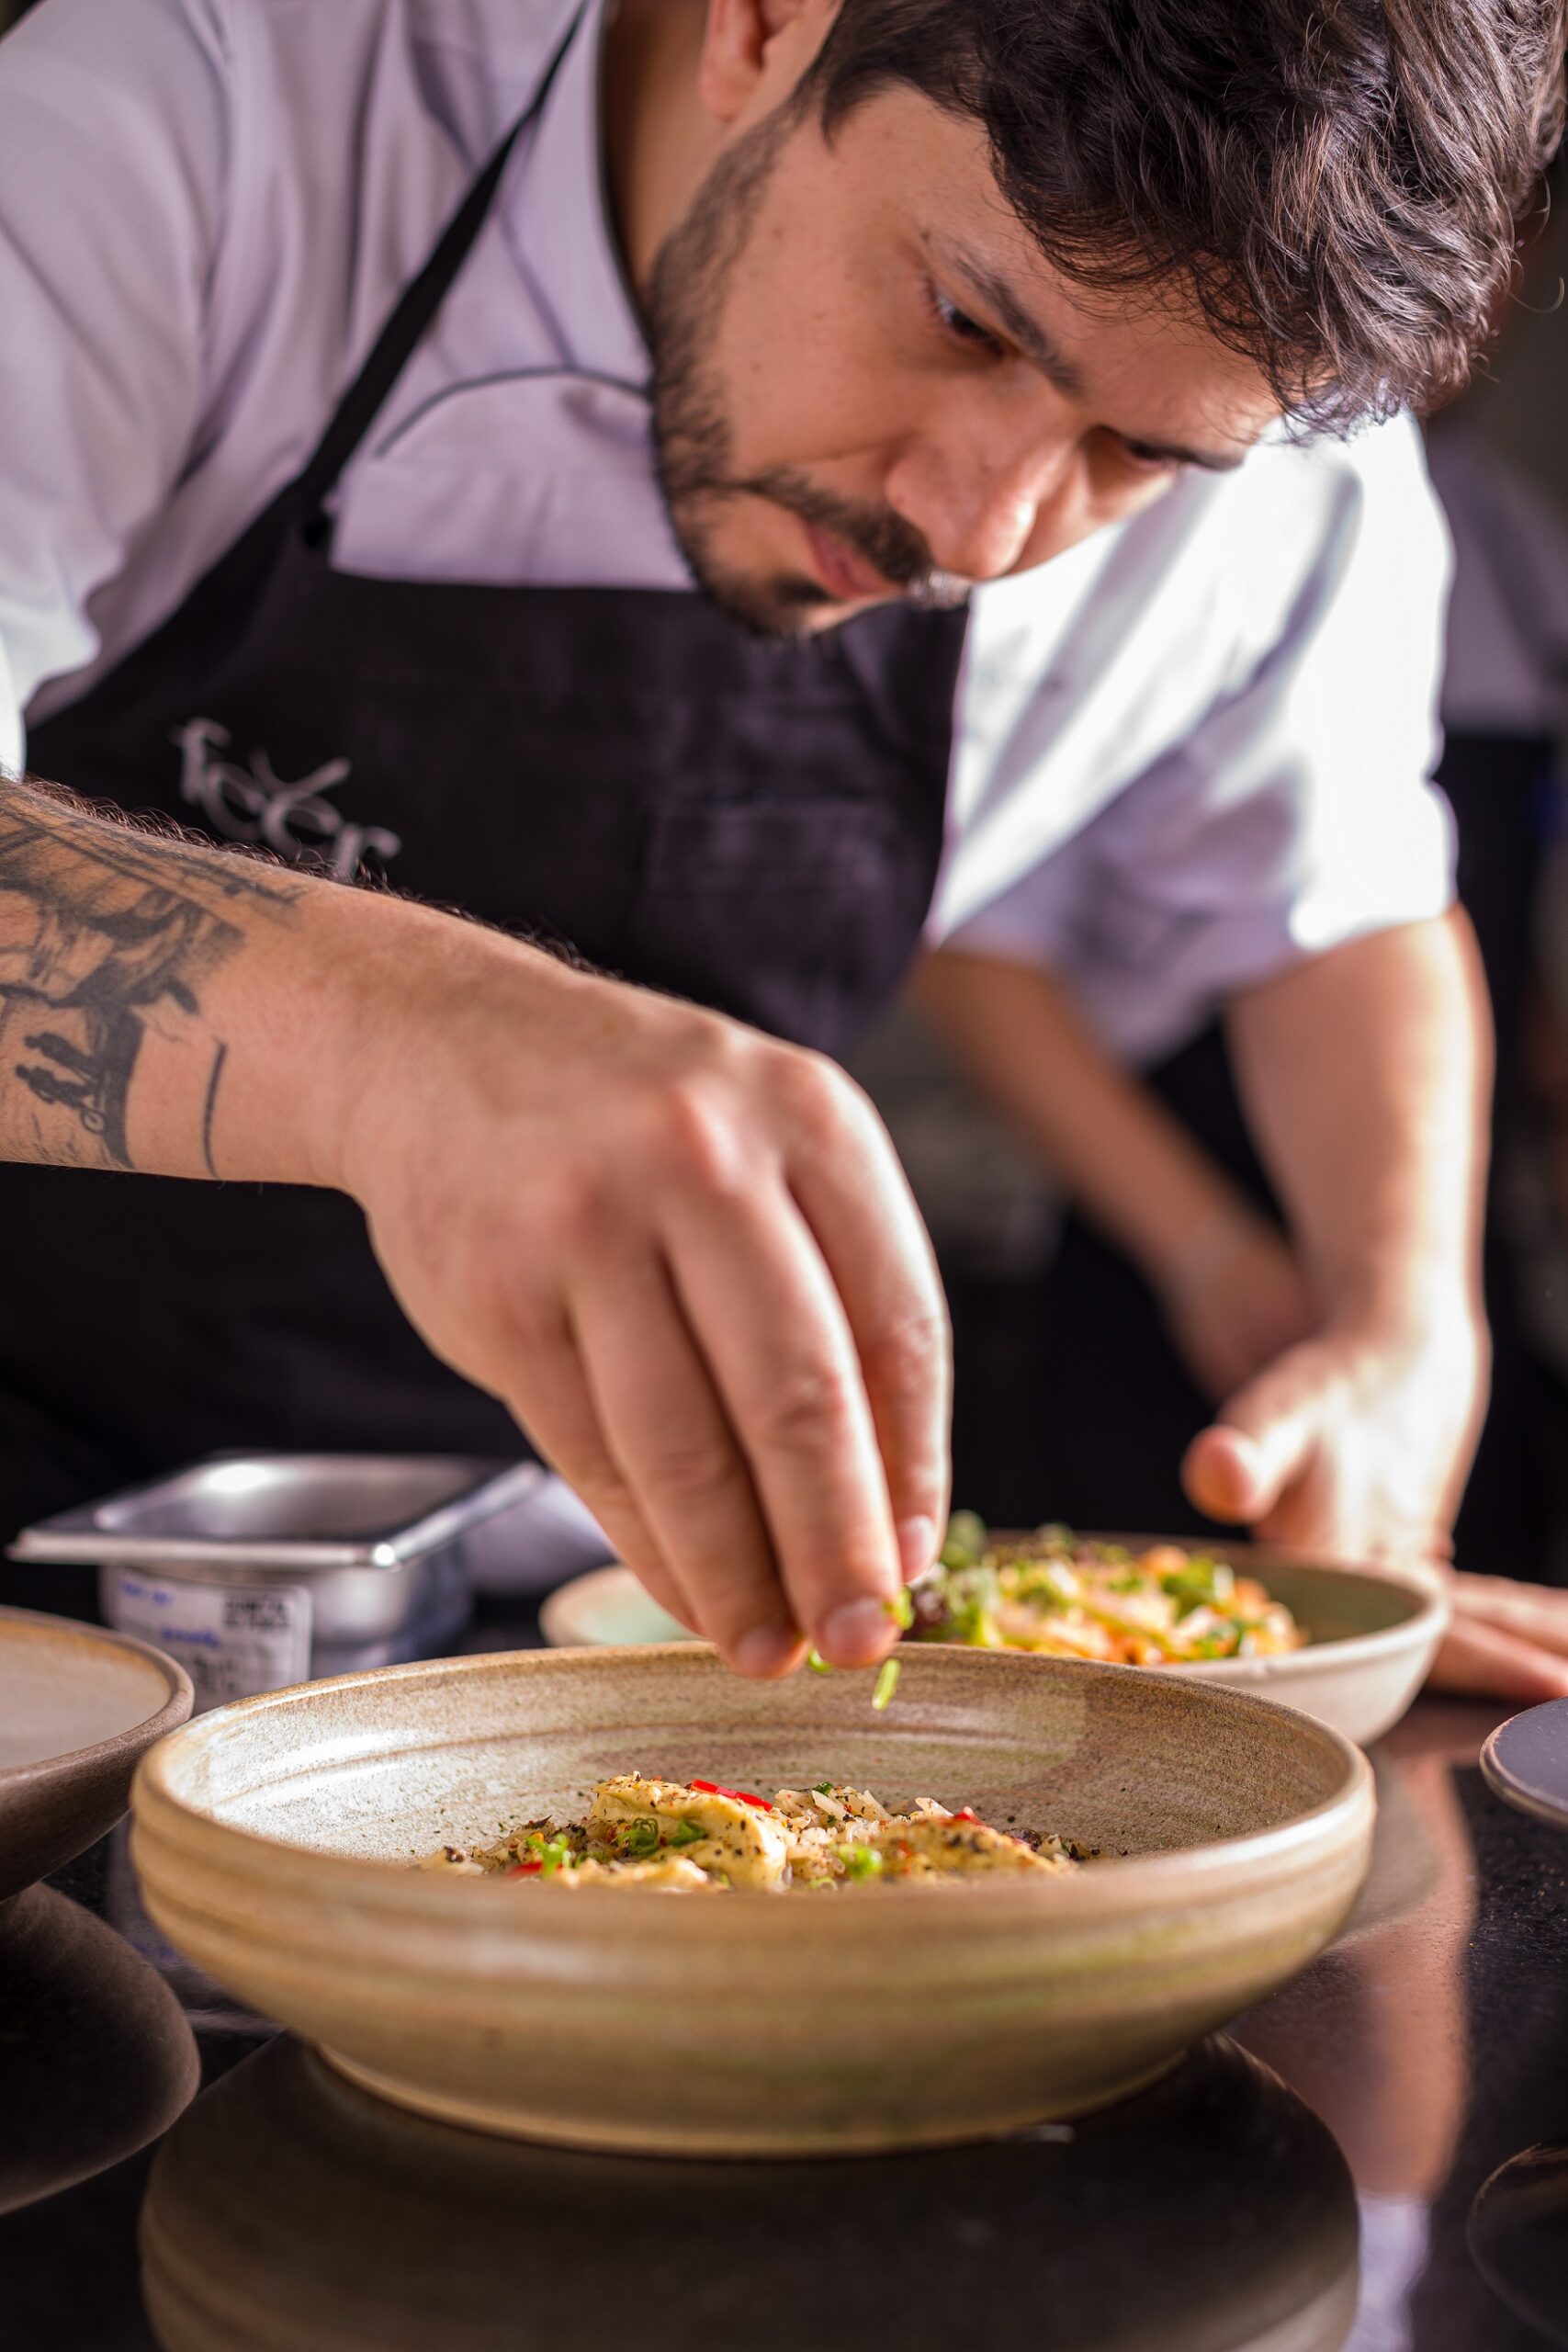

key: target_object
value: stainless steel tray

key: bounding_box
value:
[9,1453,540,1574]
[8,1454,544,1664]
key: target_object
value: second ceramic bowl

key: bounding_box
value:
[0,1606,193,1902]
[541,1543,1450,1747]
[131,1645,1373,2156]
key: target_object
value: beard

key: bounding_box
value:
[644,111,970,641]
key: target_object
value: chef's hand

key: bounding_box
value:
[1179,1303,1485,1564]
[335,924,948,1678]
[1426,1575,1568,1703]
[1175,1298,1568,1701]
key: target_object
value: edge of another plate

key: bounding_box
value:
[0,1605,195,1901]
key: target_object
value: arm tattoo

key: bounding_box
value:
[0,774,304,1173]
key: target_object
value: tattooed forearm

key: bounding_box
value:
[0,773,304,1172]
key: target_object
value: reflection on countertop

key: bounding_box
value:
[140,2033,1357,2352]
[2,1684,1568,2352]
[0,1881,198,2215]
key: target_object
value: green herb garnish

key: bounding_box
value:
[814,1781,836,1796]
[872,1657,901,1712]
[669,1817,707,1849]
[885,1586,916,1632]
[617,1817,660,1859]
[940,1510,988,1571]
[839,1845,884,1881]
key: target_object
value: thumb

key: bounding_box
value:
[1180,1353,1331,1525]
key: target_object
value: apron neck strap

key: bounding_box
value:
[299,10,582,514]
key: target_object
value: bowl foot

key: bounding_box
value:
[318,2043,1187,2160]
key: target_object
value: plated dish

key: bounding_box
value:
[910,1516,1304,1664]
[541,1524,1450,1747]
[130,1644,1373,2154]
[423,1772,1078,1888]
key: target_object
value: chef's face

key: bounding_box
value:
[645,51,1283,639]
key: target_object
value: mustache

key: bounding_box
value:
[730,469,972,611]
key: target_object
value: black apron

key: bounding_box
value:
[5,71,967,1543]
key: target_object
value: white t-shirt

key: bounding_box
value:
[0,0,1455,1055]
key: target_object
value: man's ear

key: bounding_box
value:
[697,0,840,126]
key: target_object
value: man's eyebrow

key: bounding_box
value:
[931,236,1089,395]
[929,236,1251,475]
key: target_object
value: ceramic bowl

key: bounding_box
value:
[540,1541,1450,1748]
[1479,1698,1568,1830]
[0,1606,194,1901]
[130,1645,1373,2156]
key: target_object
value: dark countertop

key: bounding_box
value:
[4,1605,1568,2352]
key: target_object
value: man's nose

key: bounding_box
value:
[886,432,1081,584]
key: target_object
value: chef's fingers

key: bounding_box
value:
[1181,1346,1331,1525]
[491,1302,697,1632]
[662,1181,903,1669]
[1450,1571,1568,1657]
[788,1081,952,1585]
[1426,1612,1568,1703]
[570,1244,807,1677]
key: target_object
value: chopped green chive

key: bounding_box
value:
[669,1817,706,1849]
[807,1649,832,1674]
[839,1845,884,1880]
[814,1781,836,1796]
[872,1657,901,1713]
[884,1587,916,1631]
[617,1817,660,1859]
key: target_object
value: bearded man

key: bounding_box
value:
[0,0,1562,1680]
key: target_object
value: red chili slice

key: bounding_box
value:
[506,1860,543,1878]
[951,1808,980,1824]
[689,1778,774,1812]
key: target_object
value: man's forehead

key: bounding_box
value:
[828,83,1282,463]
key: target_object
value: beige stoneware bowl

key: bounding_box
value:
[0,1605,194,1901]
[541,1542,1450,1747]
[130,1645,1373,2156]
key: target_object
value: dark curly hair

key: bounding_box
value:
[807,0,1568,429]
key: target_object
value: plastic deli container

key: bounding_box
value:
[8,1454,541,1710]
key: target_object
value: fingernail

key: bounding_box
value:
[897,1516,937,1583]
[733,1624,802,1679]
[818,1597,896,1669]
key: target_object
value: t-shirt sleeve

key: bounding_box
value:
[0,0,228,767]
[948,420,1458,1065]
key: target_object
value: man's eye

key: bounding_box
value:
[925,281,1005,356]
[1117,438,1183,476]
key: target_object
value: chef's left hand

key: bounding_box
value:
[1180,1299,1487,1565]
[1173,1299,1568,1701]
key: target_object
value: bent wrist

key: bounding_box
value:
[1315,1255,1484,1357]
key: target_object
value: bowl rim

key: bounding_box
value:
[0,1603,195,1787]
[539,1545,1454,1676]
[131,1642,1375,1915]
[1479,1702,1568,1831]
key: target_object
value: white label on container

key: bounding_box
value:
[106,1569,312,1711]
